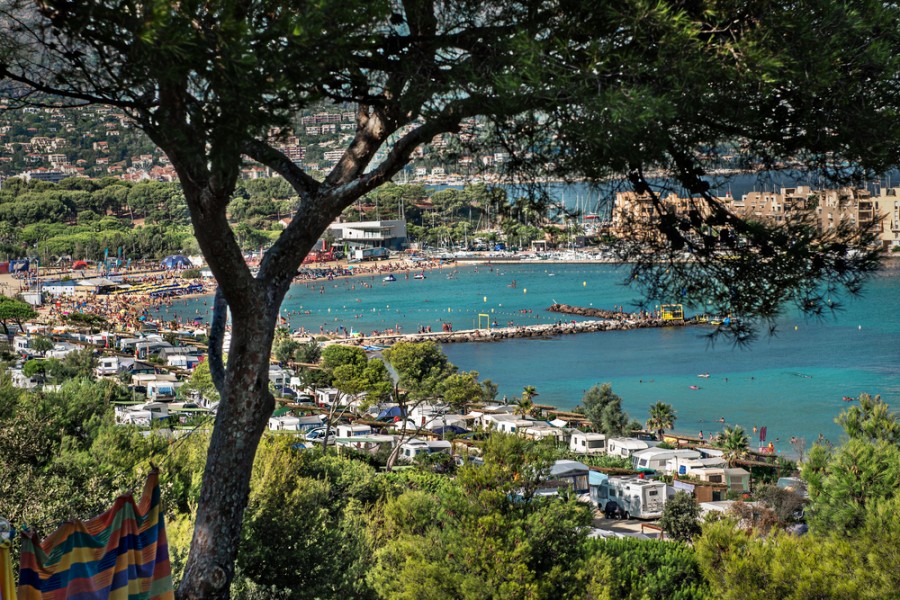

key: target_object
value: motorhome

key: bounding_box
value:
[589,475,667,520]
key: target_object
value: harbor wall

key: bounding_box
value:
[334,304,698,347]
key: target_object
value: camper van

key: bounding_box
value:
[589,475,667,520]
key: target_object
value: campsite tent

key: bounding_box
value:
[160,255,193,270]
[376,406,406,421]
[72,260,89,269]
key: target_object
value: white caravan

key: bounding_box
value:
[589,475,667,520]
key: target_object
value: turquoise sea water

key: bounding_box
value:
[160,261,900,453]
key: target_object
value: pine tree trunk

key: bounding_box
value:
[176,307,277,599]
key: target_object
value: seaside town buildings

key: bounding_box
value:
[3,99,898,253]
[0,102,495,185]
[611,186,900,251]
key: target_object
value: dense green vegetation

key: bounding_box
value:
[0,175,555,261]
[0,177,304,260]
[2,347,896,598]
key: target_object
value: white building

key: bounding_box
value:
[327,219,408,251]
[40,280,79,296]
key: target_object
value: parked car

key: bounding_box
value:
[304,427,335,443]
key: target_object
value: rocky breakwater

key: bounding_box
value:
[336,304,697,348]
[548,303,697,329]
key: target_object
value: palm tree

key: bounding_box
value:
[516,386,539,417]
[646,402,677,440]
[719,425,750,467]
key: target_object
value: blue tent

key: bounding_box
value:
[160,255,193,269]
[376,406,406,420]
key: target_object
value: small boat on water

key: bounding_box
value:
[842,396,856,402]
[697,373,710,378]
[689,385,701,390]
[414,273,426,280]
[383,275,396,282]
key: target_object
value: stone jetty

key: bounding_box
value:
[329,304,701,347]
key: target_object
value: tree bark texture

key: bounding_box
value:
[177,307,277,599]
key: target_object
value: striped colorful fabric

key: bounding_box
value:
[18,470,174,600]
